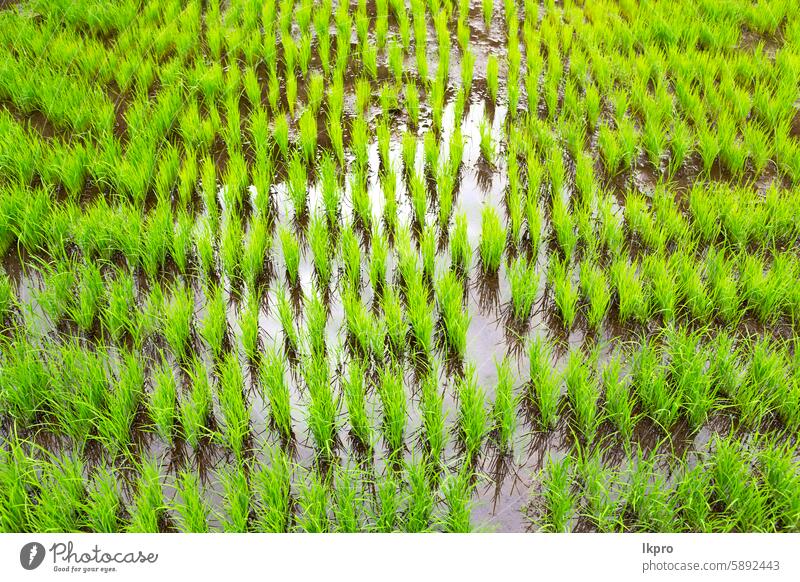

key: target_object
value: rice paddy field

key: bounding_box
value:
[0,0,799,534]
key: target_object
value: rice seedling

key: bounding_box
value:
[610,257,648,324]
[174,469,210,533]
[127,460,164,533]
[404,457,434,532]
[200,283,227,361]
[549,256,579,331]
[479,206,505,275]
[218,462,251,532]
[85,466,121,533]
[181,356,213,448]
[507,255,539,322]
[303,353,338,457]
[378,363,407,455]
[603,354,635,441]
[253,446,292,533]
[217,352,251,459]
[528,336,560,430]
[279,226,300,287]
[450,212,472,274]
[479,119,496,165]
[149,357,177,444]
[420,367,447,460]
[633,339,680,430]
[540,454,574,533]
[580,260,610,330]
[436,271,470,359]
[565,349,601,443]
[239,295,260,362]
[492,358,518,451]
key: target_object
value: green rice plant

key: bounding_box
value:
[710,436,769,531]
[308,213,332,288]
[332,464,362,532]
[181,356,212,448]
[98,350,143,456]
[369,229,389,292]
[405,82,420,127]
[619,450,676,531]
[641,253,675,322]
[218,462,251,532]
[409,171,428,227]
[492,357,518,451]
[85,466,121,533]
[404,456,434,532]
[457,365,488,460]
[69,261,104,332]
[339,224,362,291]
[286,152,308,218]
[419,367,447,464]
[239,295,260,362]
[758,441,800,530]
[603,354,634,441]
[441,467,475,533]
[217,352,250,459]
[302,290,327,360]
[450,212,472,274]
[479,119,496,165]
[303,353,338,456]
[735,338,782,427]
[382,285,407,354]
[149,357,177,444]
[565,350,600,443]
[378,363,407,455]
[127,460,164,533]
[173,469,210,533]
[549,256,579,331]
[242,218,270,290]
[674,463,713,532]
[343,357,371,447]
[200,283,227,361]
[259,342,292,439]
[480,205,505,274]
[673,251,712,322]
[162,284,194,361]
[610,257,648,324]
[580,259,610,330]
[704,247,739,323]
[194,217,216,277]
[507,255,539,321]
[633,339,680,430]
[219,213,243,282]
[599,125,622,175]
[669,119,693,176]
[296,468,330,532]
[540,454,574,532]
[298,107,317,163]
[577,451,619,532]
[406,274,434,357]
[551,195,577,259]
[486,55,499,103]
[275,286,299,352]
[436,271,470,359]
[26,454,84,532]
[278,226,300,287]
[667,328,713,430]
[253,446,292,532]
[528,336,560,430]
[697,122,720,175]
[273,113,290,160]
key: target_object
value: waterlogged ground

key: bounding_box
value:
[1,0,800,533]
